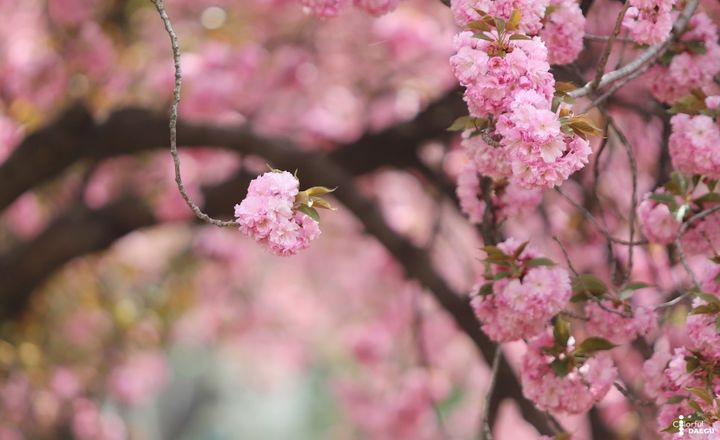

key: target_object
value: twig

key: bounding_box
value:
[412,292,451,440]
[554,187,646,246]
[583,34,634,43]
[674,205,720,291]
[590,1,631,91]
[552,236,579,277]
[480,176,498,246]
[480,347,502,440]
[608,118,638,284]
[569,0,701,98]
[150,0,236,228]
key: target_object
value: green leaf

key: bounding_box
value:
[575,337,617,355]
[666,172,690,195]
[659,51,675,66]
[512,241,529,259]
[716,316,720,332]
[666,395,686,404]
[694,192,720,206]
[687,387,714,405]
[478,283,493,296]
[690,304,720,315]
[686,355,700,373]
[648,193,677,207]
[691,290,720,306]
[474,32,493,41]
[687,40,707,55]
[554,433,571,440]
[572,274,608,296]
[553,317,570,347]
[297,205,320,222]
[508,33,531,40]
[467,20,491,32]
[527,258,556,267]
[507,9,522,31]
[304,186,336,197]
[483,245,512,264]
[555,81,577,93]
[620,282,651,300]
[550,358,570,378]
[623,281,651,291]
[310,197,334,210]
[447,116,487,132]
[448,116,474,132]
[688,399,703,413]
[494,17,505,33]
[661,421,680,433]
[494,271,512,280]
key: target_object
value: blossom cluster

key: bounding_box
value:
[540,0,586,65]
[450,0,549,34]
[622,0,676,45]
[638,169,720,255]
[470,239,571,341]
[646,13,720,104]
[235,171,322,256]
[520,330,617,414]
[449,10,593,191]
[643,344,720,436]
[300,0,400,17]
[669,96,720,180]
[584,300,656,344]
[643,261,720,434]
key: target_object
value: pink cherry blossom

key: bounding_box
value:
[521,330,617,414]
[622,0,676,45]
[235,171,322,256]
[669,113,720,179]
[585,300,657,344]
[471,239,571,341]
[540,0,586,65]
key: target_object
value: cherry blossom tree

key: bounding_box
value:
[0,0,720,439]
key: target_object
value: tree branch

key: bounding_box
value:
[0,90,463,213]
[569,0,700,98]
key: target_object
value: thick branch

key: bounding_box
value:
[0,137,554,435]
[0,91,463,213]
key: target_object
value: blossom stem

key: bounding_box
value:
[150,0,236,228]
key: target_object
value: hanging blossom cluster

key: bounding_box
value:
[622,0,676,45]
[646,12,720,104]
[235,171,334,256]
[299,0,400,17]
[642,261,720,434]
[449,4,595,193]
[470,238,571,342]
[521,330,617,414]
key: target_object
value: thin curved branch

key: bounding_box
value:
[150,0,234,227]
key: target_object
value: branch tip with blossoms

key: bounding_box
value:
[151,0,334,255]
